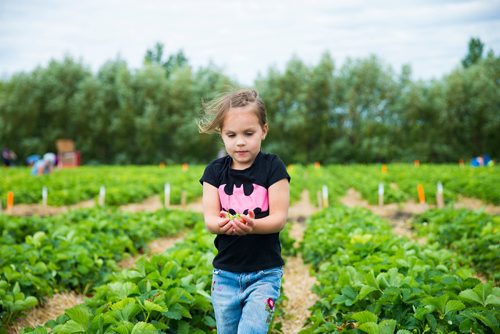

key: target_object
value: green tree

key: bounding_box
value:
[462,37,484,68]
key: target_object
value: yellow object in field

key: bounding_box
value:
[417,184,426,204]
[7,191,14,210]
[381,164,388,174]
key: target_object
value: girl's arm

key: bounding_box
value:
[202,182,233,234]
[232,179,290,235]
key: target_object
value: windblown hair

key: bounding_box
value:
[198,88,267,134]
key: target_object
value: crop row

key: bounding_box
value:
[0,166,204,208]
[2,164,499,209]
[0,208,200,326]
[18,224,217,334]
[413,208,500,282]
[299,164,500,206]
[299,206,499,333]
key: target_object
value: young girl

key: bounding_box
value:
[199,89,290,334]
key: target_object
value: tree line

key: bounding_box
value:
[0,38,498,164]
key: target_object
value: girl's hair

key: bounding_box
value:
[198,88,267,134]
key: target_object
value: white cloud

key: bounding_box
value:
[0,0,499,83]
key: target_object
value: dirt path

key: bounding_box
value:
[7,292,84,334]
[278,191,319,334]
[453,195,500,215]
[340,188,424,239]
[118,231,187,269]
[2,194,205,217]
[340,187,500,241]
[3,199,95,216]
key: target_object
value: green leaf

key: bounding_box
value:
[356,285,378,301]
[358,322,379,334]
[470,311,499,330]
[396,331,412,334]
[131,322,158,334]
[29,328,49,334]
[350,310,378,324]
[108,282,139,299]
[119,302,141,322]
[379,320,396,334]
[485,294,500,307]
[445,300,465,314]
[415,305,434,320]
[53,320,86,334]
[425,294,448,313]
[459,319,473,333]
[364,271,380,290]
[470,282,493,305]
[113,323,134,334]
[202,315,216,327]
[144,300,167,313]
[459,289,483,306]
[176,321,189,334]
[65,305,91,327]
[24,296,38,308]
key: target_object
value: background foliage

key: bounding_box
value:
[1,38,498,164]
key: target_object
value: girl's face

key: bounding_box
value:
[221,105,268,170]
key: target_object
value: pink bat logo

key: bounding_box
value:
[218,183,269,214]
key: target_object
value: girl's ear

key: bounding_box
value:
[262,123,269,140]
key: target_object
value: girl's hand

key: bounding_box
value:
[229,210,255,236]
[218,211,234,235]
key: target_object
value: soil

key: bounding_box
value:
[120,196,163,212]
[7,292,84,334]
[453,195,500,215]
[3,199,96,216]
[340,188,417,239]
[277,191,319,334]
[118,231,187,269]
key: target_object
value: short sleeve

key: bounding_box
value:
[199,163,219,187]
[268,156,290,186]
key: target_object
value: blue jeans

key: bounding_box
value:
[211,266,283,334]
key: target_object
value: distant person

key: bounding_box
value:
[2,147,17,166]
[26,154,41,166]
[471,154,491,167]
[198,89,290,333]
[31,153,56,175]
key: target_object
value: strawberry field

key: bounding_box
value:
[1,164,499,333]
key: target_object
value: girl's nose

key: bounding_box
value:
[236,137,245,146]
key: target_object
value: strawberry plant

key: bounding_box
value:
[0,208,199,326]
[300,206,500,333]
[413,208,500,282]
[20,224,217,333]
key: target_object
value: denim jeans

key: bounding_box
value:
[211,266,283,334]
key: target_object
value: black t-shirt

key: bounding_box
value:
[200,151,290,272]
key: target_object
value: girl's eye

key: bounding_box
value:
[227,134,235,138]
[245,132,254,136]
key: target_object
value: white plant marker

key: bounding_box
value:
[378,183,384,207]
[99,186,106,207]
[164,183,171,208]
[42,186,48,207]
[436,182,444,208]
[322,185,329,208]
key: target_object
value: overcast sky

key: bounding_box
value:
[1,0,499,84]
